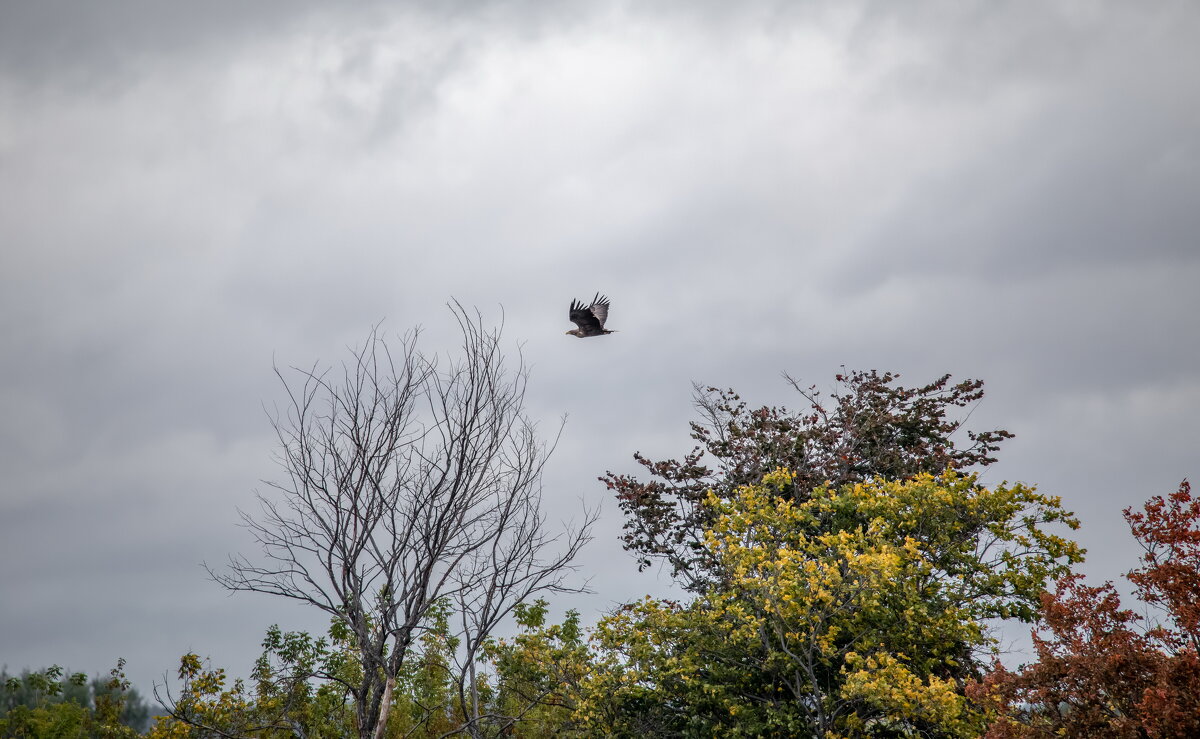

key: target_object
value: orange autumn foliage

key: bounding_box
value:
[971,480,1200,738]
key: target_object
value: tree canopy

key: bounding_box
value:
[602,370,1014,589]
[574,469,1081,737]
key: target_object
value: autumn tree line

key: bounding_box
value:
[5,310,1199,738]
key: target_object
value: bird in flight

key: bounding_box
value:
[565,293,617,338]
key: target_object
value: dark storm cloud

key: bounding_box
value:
[0,1,321,90]
[0,0,604,91]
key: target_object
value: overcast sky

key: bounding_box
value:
[2,0,1198,698]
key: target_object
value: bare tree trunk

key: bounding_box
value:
[468,657,480,738]
[372,674,395,739]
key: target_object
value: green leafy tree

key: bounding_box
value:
[603,371,1013,590]
[481,599,590,737]
[391,600,459,737]
[1,665,91,738]
[1,665,88,713]
[580,470,1081,737]
[93,671,153,734]
[154,602,545,738]
[152,653,287,739]
[153,620,364,738]
[1,660,142,738]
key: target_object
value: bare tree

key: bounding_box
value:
[204,304,595,739]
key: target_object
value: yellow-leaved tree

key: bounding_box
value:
[570,470,1082,737]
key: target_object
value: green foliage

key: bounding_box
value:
[578,470,1082,737]
[0,700,94,739]
[152,620,360,738]
[1,665,88,711]
[154,605,485,738]
[0,660,143,738]
[391,599,459,737]
[482,599,590,737]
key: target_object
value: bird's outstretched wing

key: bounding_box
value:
[588,293,610,328]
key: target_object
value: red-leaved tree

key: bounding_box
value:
[971,480,1200,738]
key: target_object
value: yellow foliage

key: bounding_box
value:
[579,469,1079,736]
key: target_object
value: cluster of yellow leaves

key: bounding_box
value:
[147,655,265,739]
[823,470,1083,622]
[837,651,974,738]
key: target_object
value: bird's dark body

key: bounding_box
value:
[566,293,616,338]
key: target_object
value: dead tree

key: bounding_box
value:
[207,304,595,739]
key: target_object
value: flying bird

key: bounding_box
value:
[566,293,617,338]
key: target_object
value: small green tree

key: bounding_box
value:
[1,665,87,713]
[153,621,362,738]
[1,660,141,738]
[481,600,590,737]
[156,602,527,738]
[392,601,459,737]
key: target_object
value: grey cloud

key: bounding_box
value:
[835,3,1200,283]
[0,2,321,87]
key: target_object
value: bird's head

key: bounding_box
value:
[565,330,581,337]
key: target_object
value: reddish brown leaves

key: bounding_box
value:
[975,480,1200,738]
[1126,480,1200,651]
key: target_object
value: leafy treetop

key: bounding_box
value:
[603,370,1014,587]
